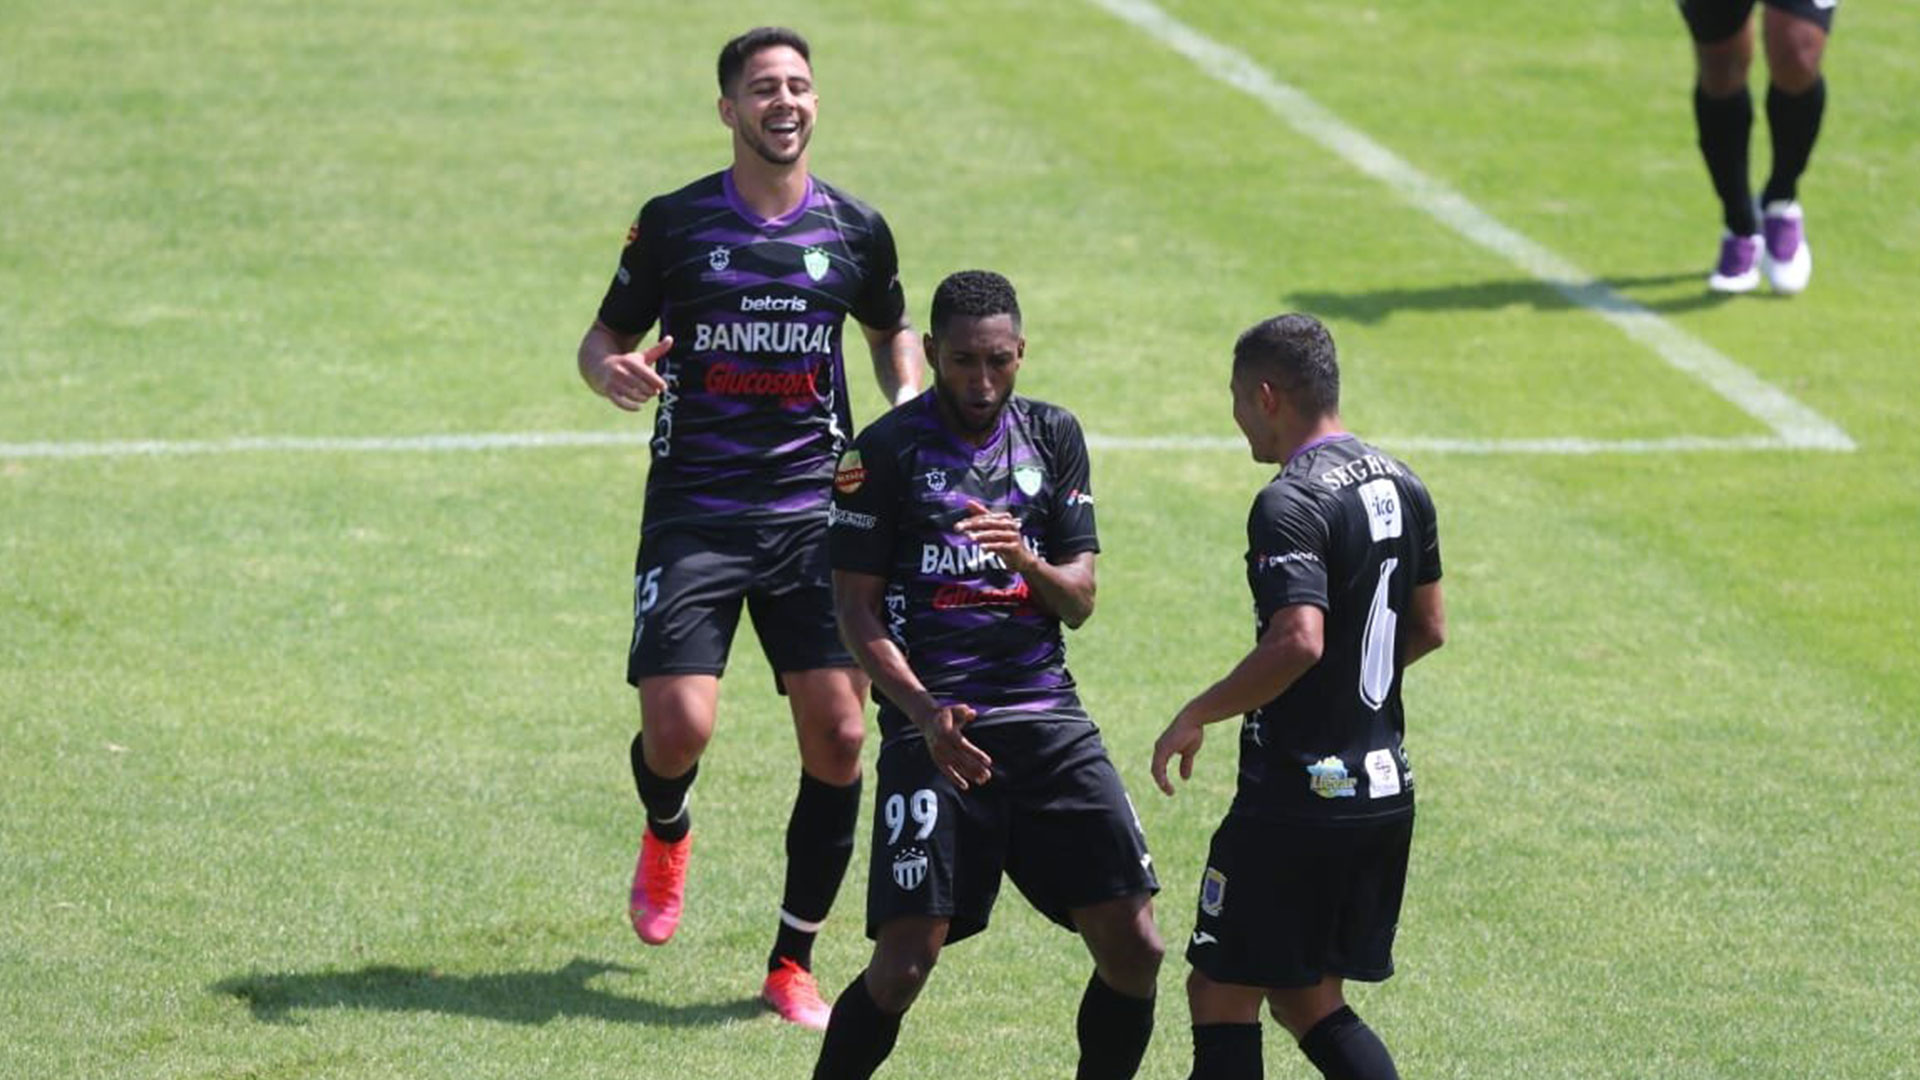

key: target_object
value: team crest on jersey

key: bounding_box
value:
[892,846,929,891]
[802,245,830,282]
[1012,465,1043,497]
[922,469,948,494]
[1200,867,1227,916]
[707,246,731,273]
[835,450,866,494]
[1308,756,1357,799]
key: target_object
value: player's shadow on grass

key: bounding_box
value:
[212,957,762,1027]
[1290,271,1744,322]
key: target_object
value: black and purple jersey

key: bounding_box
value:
[1233,434,1442,825]
[829,395,1099,739]
[597,170,908,534]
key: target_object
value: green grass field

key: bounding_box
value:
[5,1,1917,1077]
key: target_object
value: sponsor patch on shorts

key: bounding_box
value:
[1200,867,1228,916]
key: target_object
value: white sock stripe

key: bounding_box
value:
[779,909,826,933]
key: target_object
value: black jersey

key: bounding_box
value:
[597,170,908,534]
[1232,434,1441,825]
[828,395,1100,740]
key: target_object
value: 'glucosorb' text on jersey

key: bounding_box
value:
[597,171,907,533]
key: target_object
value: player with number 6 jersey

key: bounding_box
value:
[1151,313,1446,1080]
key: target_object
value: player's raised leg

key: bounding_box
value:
[1071,893,1163,1080]
[629,674,718,945]
[761,666,867,1029]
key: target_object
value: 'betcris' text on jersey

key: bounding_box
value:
[596,170,907,533]
[1233,435,1442,825]
[828,395,1100,739]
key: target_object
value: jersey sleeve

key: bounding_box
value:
[1248,483,1331,612]
[594,197,667,337]
[1408,476,1442,584]
[847,211,908,332]
[1043,408,1099,559]
[829,426,900,576]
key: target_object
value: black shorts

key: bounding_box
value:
[626,519,853,687]
[1185,813,1414,989]
[1679,0,1836,44]
[865,720,1159,944]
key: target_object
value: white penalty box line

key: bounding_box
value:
[1083,0,1855,453]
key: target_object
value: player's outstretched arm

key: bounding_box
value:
[1150,604,1324,795]
[577,321,671,411]
[861,321,924,408]
[833,569,993,789]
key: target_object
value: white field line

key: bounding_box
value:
[0,430,1803,460]
[0,6,1853,467]
[1084,0,1855,452]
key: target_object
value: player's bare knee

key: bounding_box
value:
[797,723,863,787]
[1763,14,1825,93]
[1764,42,1823,92]
[639,725,710,774]
[1693,41,1751,97]
[866,949,936,1013]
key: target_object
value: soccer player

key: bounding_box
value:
[811,270,1163,1079]
[1682,0,1835,294]
[1150,314,1446,1080]
[575,26,924,1030]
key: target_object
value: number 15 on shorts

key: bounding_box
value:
[631,566,662,649]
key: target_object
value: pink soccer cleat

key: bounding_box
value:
[761,957,833,1030]
[628,828,691,945]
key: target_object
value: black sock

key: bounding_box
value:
[769,772,862,973]
[812,972,903,1080]
[631,734,695,843]
[1190,1022,1262,1080]
[1297,1006,1399,1080]
[1075,971,1155,1080]
[1694,83,1757,235]
[1761,77,1826,207]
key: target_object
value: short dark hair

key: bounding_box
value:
[717,27,811,95]
[930,270,1022,338]
[1233,313,1340,416]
